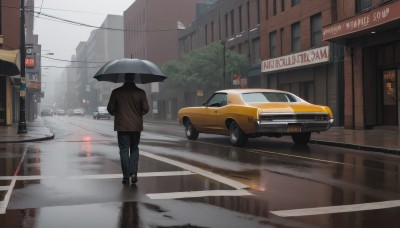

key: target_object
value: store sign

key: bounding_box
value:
[261,46,330,73]
[25,58,35,68]
[27,81,41,89]
[322,0,400,41]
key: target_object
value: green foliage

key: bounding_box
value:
[162,43,249,93]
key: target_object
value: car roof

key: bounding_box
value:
[215,88,288,94]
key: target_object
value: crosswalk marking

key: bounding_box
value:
[140,150,249,190]
[271,200,400,217]
[0,171,194,181]
[147,189,252,200]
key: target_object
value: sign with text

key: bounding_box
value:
[25,58,35,68]
[261,46,330,73]
[322,0,400,41]
[27,81,41,89]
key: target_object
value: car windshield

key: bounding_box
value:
[242,92,299,103]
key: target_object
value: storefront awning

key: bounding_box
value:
[322,0,400,44]
[0,49,20,76]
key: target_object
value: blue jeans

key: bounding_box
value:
[117,131,141,180]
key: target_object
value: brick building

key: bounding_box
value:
[323,0,400,130]
[124,0,207,119]
[177,0,262,112]
[259,0,344,126]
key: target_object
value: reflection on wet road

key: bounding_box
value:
[1,115,400,227]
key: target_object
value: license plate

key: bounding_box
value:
[287,124,301,133]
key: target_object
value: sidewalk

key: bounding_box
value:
[1,117,399,155]
[0,116,54,143]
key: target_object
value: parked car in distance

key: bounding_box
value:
[93,106,111,120]
[72,108,85,116]
[178,89,334,147]
[67,109,74,116]
[54,109,66,116]
[40,108,53,116]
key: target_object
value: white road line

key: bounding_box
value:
[0,179,16,214]
[140,150,249,190]
[247,148,345,165]
[0,186,9,191]
[0,171,194,181]
[270,200,400,217]
[147,189,252,200]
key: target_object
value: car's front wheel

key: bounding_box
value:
[229,121,248,147]
[184,119,199,140]
[291,132,311,145]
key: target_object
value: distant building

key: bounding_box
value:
[323,0,400,130]
[124,0,208,120]
[68,15,124,113]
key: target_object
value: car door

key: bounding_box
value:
[198,93,227,132]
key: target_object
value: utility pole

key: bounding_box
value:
[18,0,27,133]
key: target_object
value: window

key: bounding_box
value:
[239,6,243,32]
[252,38,261,64]
[211,21,214,42]
[242,92,299,103]
[257,0,260,24]
[206,93,228,107]
[230,10,235,35]
[311,13,322,47]
[281,0,285,11]
[273,0,277,15]
[292,0,300,6]
[291,22,300,52]
[269,31,277,57]
[356,0,372,12]
[225,14,228,38]
[280,28,284,55]
[205,24,208,45]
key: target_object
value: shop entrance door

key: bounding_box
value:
[382,70,398,125]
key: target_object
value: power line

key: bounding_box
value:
[42,56,107,64]
[1,5,179,33]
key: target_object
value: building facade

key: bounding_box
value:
[0,0,40,125]
[177,0,262,109]
[323,0,400,131]
[66,15,124,114]
[124,0,208,119]
[259,0,344,126]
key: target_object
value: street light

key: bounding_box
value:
[17,0,27,133]
[220,37,236,90]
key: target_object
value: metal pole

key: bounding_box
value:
[223,41,226,89]
[18,0,27,133]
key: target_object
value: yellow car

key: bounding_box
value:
[178,89,334,147]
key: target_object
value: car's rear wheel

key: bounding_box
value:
[291,132,311,145]
[229,121,248,147]
[184,119,199,140]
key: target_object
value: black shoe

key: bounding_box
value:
[130,174,138,184]
[122,178,129,185]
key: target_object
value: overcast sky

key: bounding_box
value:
[35,0,133,73]
[34,0,134,104]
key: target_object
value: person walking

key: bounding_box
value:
[107,73,149,185]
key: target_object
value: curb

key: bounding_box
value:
[310,139,400,156]
[0,134,55,144]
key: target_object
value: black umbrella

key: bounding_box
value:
[93,58,166,84]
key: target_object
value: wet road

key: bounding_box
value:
[1,115,400,228]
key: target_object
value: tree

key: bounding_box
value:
[163,42,249,94]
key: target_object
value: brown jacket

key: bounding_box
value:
[107,83,149,131]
